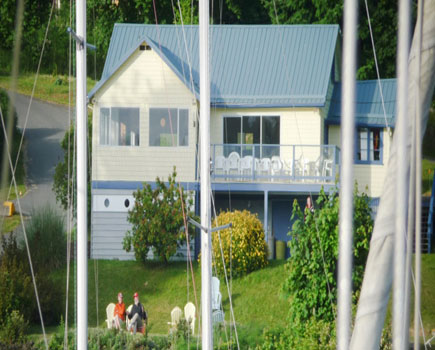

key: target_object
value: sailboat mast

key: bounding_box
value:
[337,0,357,348]
[199,0,212,348]
[76,0,88,349]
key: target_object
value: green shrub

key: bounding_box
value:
[124,168,196,263]
[210,210,268,278]
[0,310,29,346]
[283,186,372,324]
[26,205,66,272]
[258,317,336,350]
[0,234,35,325]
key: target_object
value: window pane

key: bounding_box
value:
[358,128,368,161]
[242,116,260,144]
[370,129,381,161]
[179,109,188,146]
[149,108,178,146]
[100,108,110,145]
[262,116,280,144]
[115,108,139,146]
[223,117,241,144]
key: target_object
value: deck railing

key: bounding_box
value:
[209,144,340,183]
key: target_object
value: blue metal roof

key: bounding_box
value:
[89,24,340,107]
[327,79,397,127]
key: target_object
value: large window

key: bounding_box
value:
[356,127,382,164]
[100,107,140,146]
[149,108,188,146]
[223,115,280,157]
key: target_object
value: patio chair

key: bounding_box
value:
[126,304,146,335]
[212,309,225,325]
[283,159,294,176]
[240,156,254,177]
[212,276,222,311]
[214,155,228,176]
[167,306,183,332]
[105,303,115,329]
[271,156,283,177]
[227,152,240,176]
[322,159,333,178]
[258,158,271,177]
[184,302,196,335]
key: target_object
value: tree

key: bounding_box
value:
[123,168,196,264]
[261,0,415,79]
[52,116,92,220]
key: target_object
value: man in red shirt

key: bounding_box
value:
[113,292,126,330]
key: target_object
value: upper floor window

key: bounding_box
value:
[223,115,280,157]
[100,107,140,146]
[356,127,382,164]
[149,108,188,146]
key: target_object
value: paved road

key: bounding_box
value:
[10,92,70,215]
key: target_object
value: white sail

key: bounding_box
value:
[350,1,435,349]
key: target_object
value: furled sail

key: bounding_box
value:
[350,1,435,349]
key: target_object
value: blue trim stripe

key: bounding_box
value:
[92,180,334,194]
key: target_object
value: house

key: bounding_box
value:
[88,24,396,260]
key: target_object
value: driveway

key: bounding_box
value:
[9,92,70,215]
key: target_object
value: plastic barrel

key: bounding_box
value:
[275,240,286,260]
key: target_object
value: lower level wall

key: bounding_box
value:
[91,189,194,260]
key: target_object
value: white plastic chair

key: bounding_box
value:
[227,152,240,176]
[271,156,283,177]
[184,302,196,335]
[259,158,271,176]
[240,156,254,177]
[214,155,227,176]
[212,277,222,311]
[125,304,133,330]
[322,159,333,178]
[105,303,115,329]
[212,309,225,325]
[167,306,183,331]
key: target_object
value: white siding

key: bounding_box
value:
[328,125,392,197]
[92,47,198,183]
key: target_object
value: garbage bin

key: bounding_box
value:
[275,240,286,260]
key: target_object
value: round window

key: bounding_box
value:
[124,199,130,208]
[104,198,110,208]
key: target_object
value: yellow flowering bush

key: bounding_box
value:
[211,210,268,278]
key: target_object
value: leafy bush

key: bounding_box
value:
[124,168,196,263]
[0,234,35,325]
[283,186,372,323]
[257,185,373,349]
[210,210,268,278]
[0,310,29,346]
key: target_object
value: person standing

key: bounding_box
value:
[113,292,126,330]
[126,292,147,334]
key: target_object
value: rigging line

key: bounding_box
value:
[0,106,49,350]
[209,191,235,350]
[64,0,74,346]
[271,0,337,318]
[178,184,200,334]
[210,188,240,350]
[413,0,424,348]
[363,0,391,133]
[4,0,56,204]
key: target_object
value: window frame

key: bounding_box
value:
[148,107,189,147]
[99,106,141,147]
[355,126,383,165]
[222,114,280,146]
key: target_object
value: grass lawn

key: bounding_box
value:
[423,159,435,196]
[0,73,97,106]
[51,259,288,338]
[0,213,26,234]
